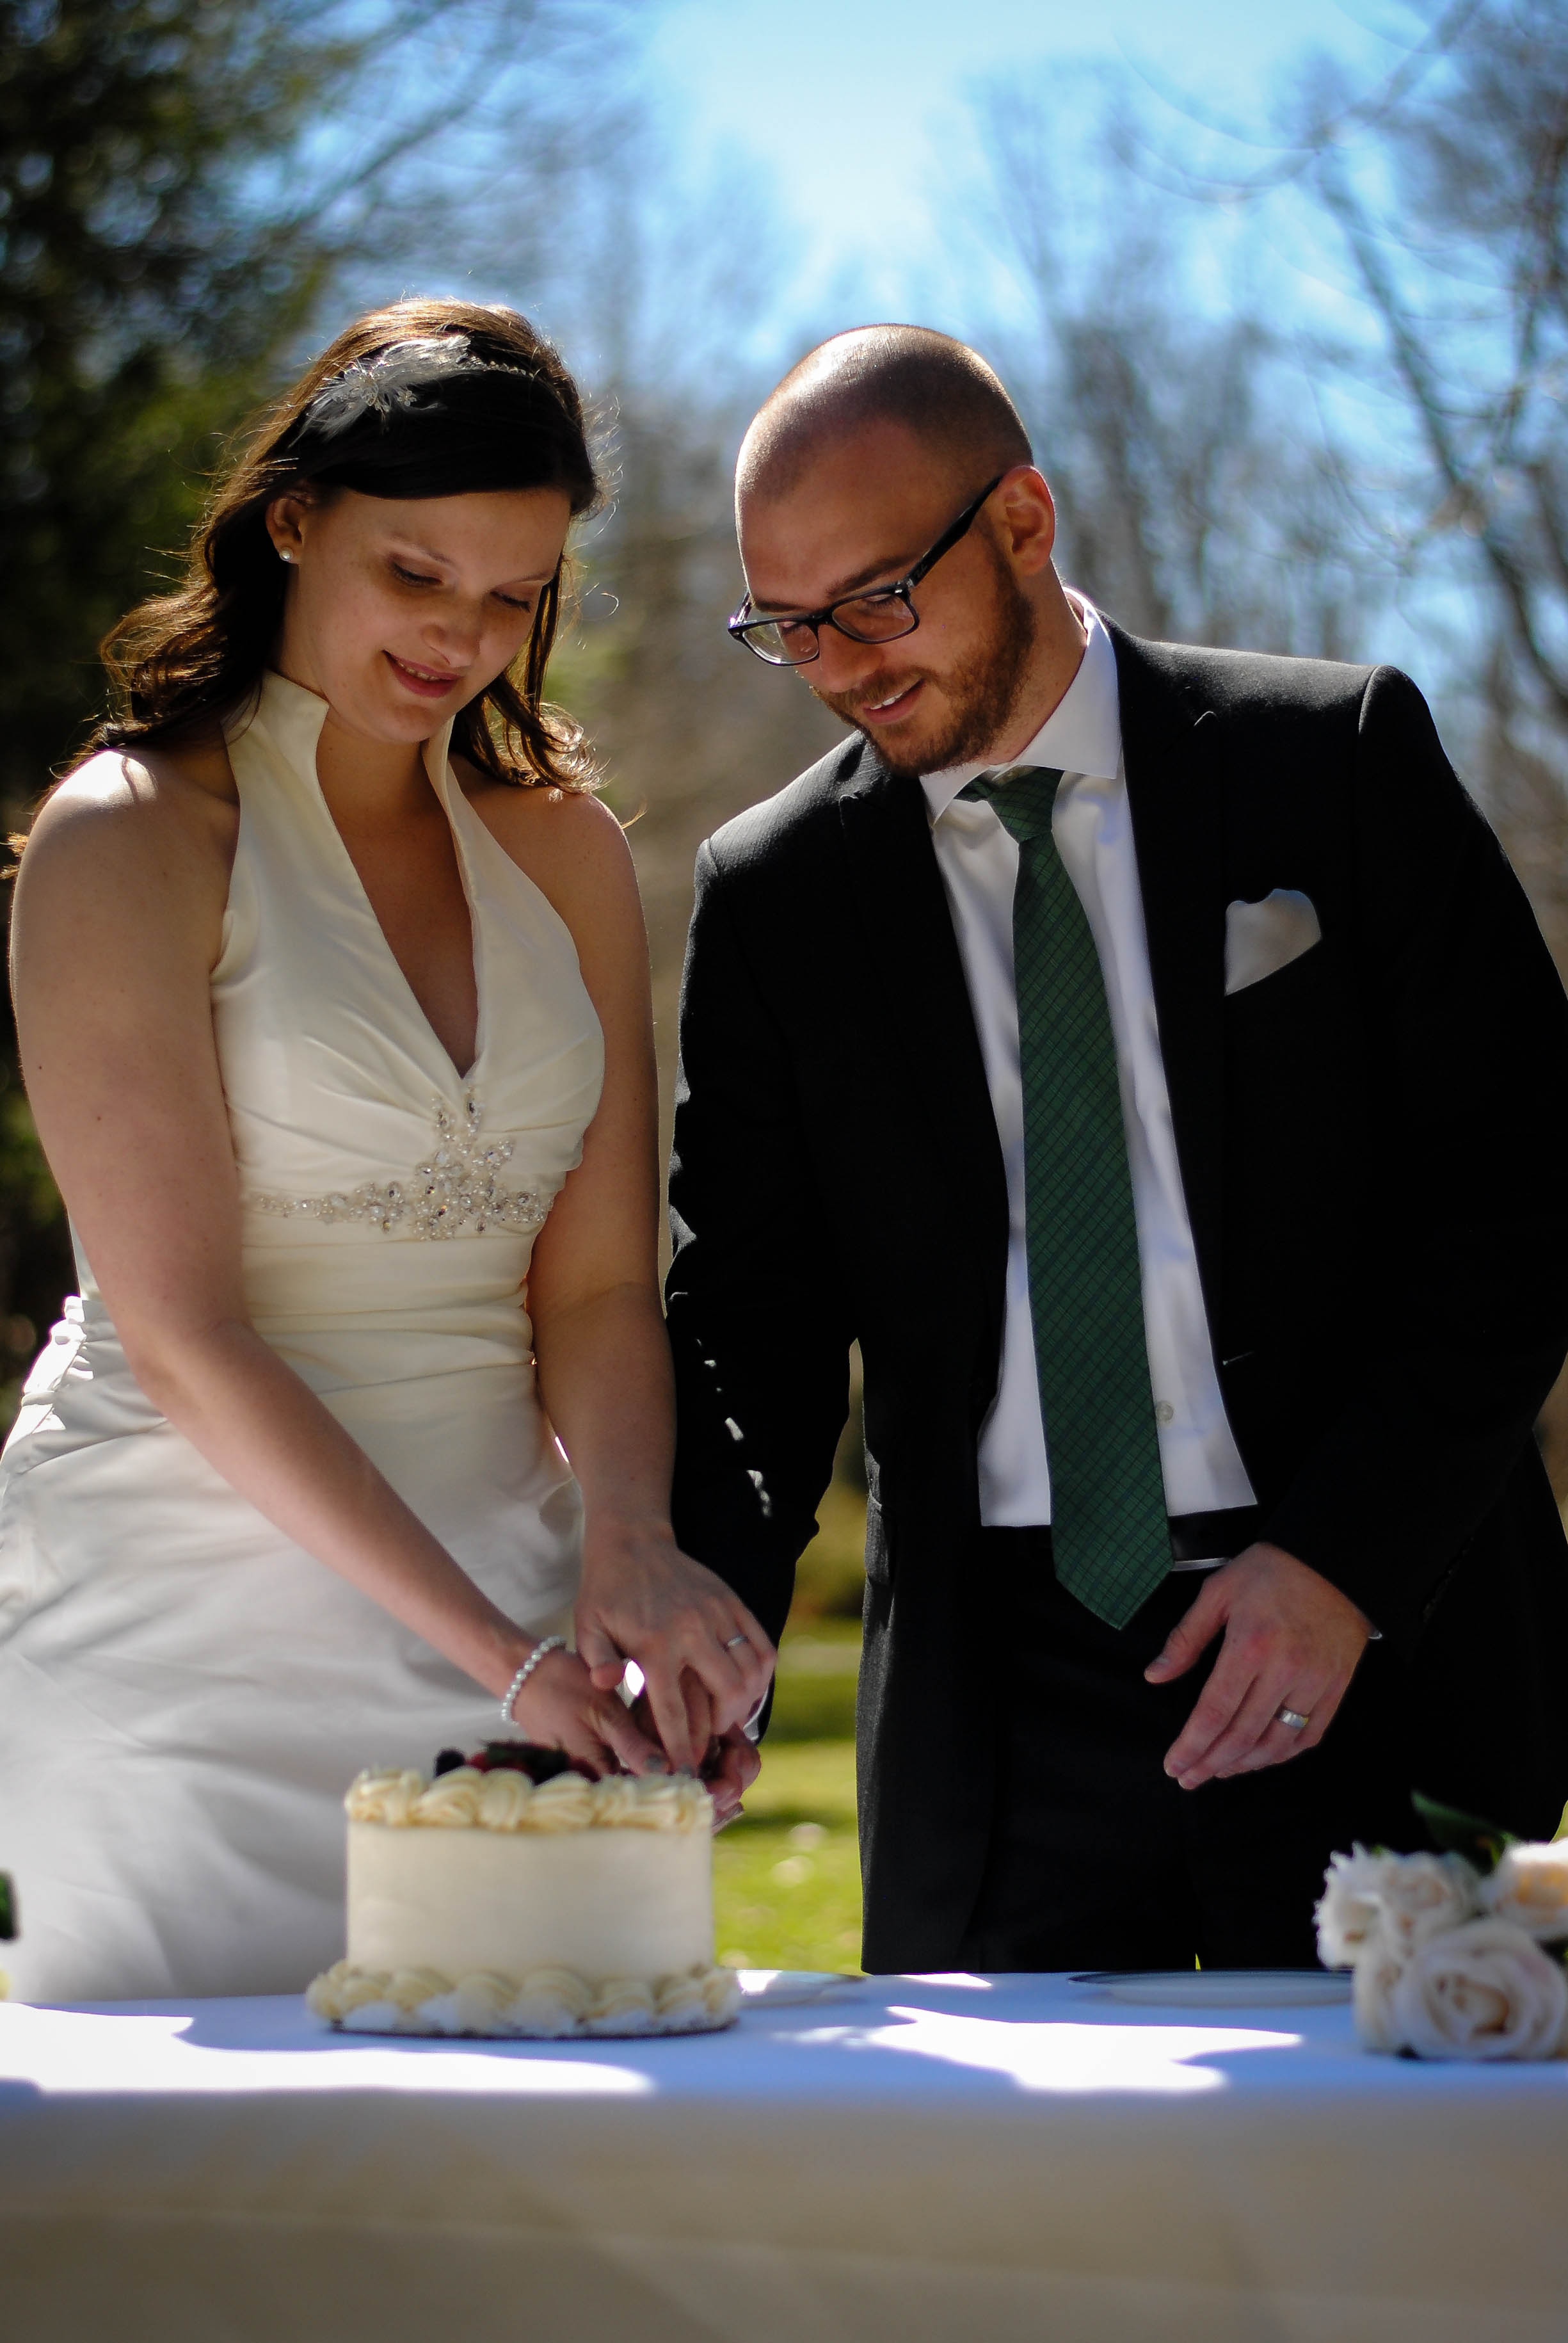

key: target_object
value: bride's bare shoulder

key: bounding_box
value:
[456,759,641,939]
[22,732,239,883]
[15,733,240,968]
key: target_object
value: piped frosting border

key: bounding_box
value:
[307,1958,740,2038]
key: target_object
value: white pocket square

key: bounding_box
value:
[1224,889,1322,995]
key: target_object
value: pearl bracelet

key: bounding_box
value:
[500,1636,566,1727]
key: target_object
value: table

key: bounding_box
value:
[3,1972,1567,2343]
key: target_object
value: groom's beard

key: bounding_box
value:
[810,556,1039,777]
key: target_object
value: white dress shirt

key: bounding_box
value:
[920,599,1256,1547]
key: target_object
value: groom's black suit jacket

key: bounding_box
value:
[666,622,1568,1970]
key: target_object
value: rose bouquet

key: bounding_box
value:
[1317,1796,1568,2059]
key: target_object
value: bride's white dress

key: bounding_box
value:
[0,672,603,2001]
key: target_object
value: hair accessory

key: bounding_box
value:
[303,336,475,438]
[300,335,544,444]
[500,1636,567,1727]
[279,331,587,513]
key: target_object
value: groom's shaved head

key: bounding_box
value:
[738,326,1032,510]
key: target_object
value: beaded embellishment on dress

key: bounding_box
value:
[243,1093,550,1239]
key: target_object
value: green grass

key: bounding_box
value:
[713,1799,861,1968]
[714,1504,865,1970]
[714,1731,861,1972]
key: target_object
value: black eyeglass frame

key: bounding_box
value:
[726,472,1009,666]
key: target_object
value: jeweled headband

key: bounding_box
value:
[278,334,593,504]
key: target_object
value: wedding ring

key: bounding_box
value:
[724,1632,749,1651]
[1276,1705,1311,1730]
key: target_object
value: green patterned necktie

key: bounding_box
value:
[959,765,1171,1628]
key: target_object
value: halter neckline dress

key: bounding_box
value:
[0,670,604,2001]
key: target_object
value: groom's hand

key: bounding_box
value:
[1144,1544,1373,1791]
[575,1527,774,1769]
[625,1692,760,1825]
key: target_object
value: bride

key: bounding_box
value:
[0,297,769,2002]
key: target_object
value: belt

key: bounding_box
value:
[985,1508,1262,1567]
[1167,1506,1261,1565]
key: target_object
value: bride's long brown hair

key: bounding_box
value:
[92,296,602,791]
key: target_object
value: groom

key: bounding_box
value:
[666,325,1568,1973]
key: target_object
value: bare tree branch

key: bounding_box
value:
[1315,145,1568,721]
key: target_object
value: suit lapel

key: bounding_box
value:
[838,748,1009,1378]
[1105,620,1229,1337]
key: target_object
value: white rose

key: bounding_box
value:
[1350,1920,1406,2053]
[1389,1919,1568,2061]
[1377,1851,1482,1958]
[1316,1845,1395,1969]
[1480,1843,1568,1944]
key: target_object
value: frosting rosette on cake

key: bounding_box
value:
[344,1761,714,1834]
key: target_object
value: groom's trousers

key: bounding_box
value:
[953,1527,1416,1972]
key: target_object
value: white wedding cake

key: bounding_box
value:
[307,1744,741,2038]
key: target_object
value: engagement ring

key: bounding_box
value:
[1276,1706,1311,1730]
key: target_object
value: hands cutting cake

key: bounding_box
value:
[572,1522,774,1773]
[558,1521,771,1824]
[489,1629,765,1840]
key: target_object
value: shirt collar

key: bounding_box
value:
[920,596,1122,826]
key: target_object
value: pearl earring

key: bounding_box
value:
[279,549,296,564]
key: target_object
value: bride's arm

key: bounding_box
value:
[492,785,773,1778]
[11,753,658,1775]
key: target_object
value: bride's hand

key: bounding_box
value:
[508,1641,670,1778]
[625,1687,763,1827]
[574,1526,774,1771]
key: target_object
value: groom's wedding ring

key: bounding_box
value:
[1275,1705,1311,1730]
[724,1632,749,1651]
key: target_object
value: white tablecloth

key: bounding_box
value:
[3,1972,1566,2343]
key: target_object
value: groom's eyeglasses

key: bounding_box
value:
[726,474,1007,667]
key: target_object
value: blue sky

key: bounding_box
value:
[644,0,1426,318]
[626,1,1464,686]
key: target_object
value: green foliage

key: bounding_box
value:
[0,1083,66,1234]
[1412,1789,1518,1874]
[0,0,392,799]
[0,1081,71,1421]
